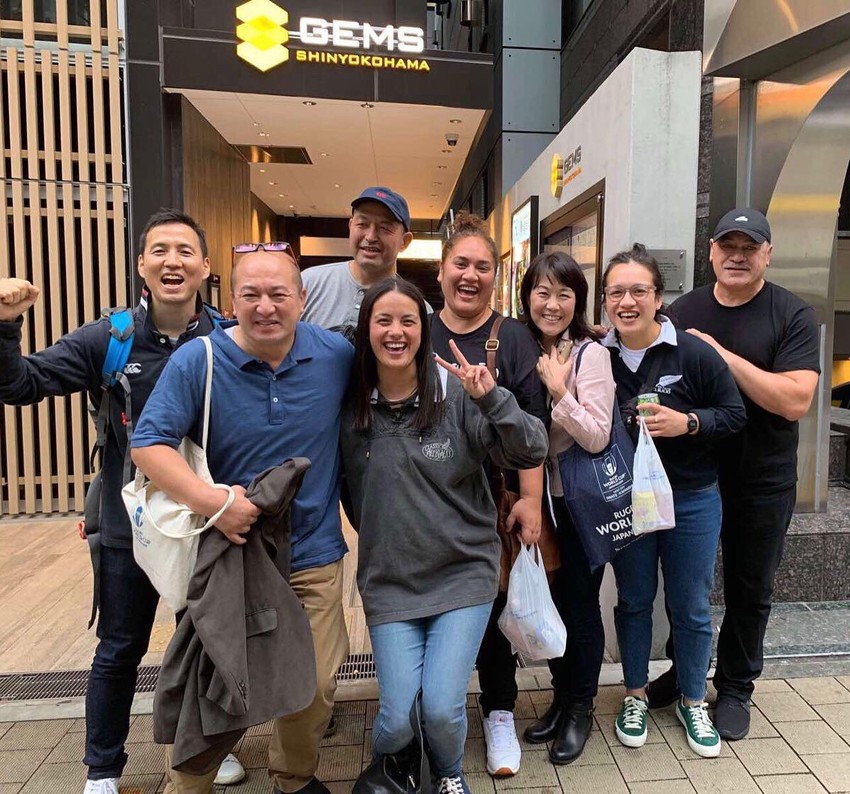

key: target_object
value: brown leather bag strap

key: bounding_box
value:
[486,314,505,380]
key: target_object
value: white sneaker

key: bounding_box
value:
[83,780,119,794]
[213,753,246,785]
[482,710,521,776]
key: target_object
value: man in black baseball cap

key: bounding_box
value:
[654,209,820,741]
[302,186,414,332]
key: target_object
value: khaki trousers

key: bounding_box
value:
[269,558,349,792]
[163,558,349,794]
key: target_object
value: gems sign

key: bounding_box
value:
[236,0,430,73]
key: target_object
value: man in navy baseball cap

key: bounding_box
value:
[712,207,771,244]
[352,186,411,231]
[300,186,415,332]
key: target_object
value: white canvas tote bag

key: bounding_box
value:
[122,336,233,611]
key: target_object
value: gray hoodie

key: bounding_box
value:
[341,371,548,626]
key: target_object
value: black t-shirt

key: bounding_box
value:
[668,281,819,490]
[430,311,548,489]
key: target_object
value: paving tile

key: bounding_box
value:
[555,760,629,793]
[233,734,270,769]
[755,773,829,793]
[0,718,74,750]
[657,722,734,760]
[529,689,554,706]
[745,705,781,739]
[511,692,538,721]
[731,737,808,776]
[117,773,165,793]
[334,700,367,716]
[610,742,686,782]
[0,786,22,794]
[122,741,168,776]
[814,704,850,738]
[652,705,681,728]
[628,781,697,794]
[681,757,762,794]
[468,707,483,740]
[801,752,850,793]
[789,678,850,706]
[755,679,794,694]
[315,743,363,782]
[43,730,85,764]
[244,720,273,737]
[0,749,51,784]
[463,732,489,774]
[835,677,850,694]
[596,686,628,716]
[466,771,496,793]
[320,713,367,748]
[754,693,820,723]
[17,760,86,793]
[67,718,87,734]
[568,728,614,766]
[775,721,850,755]
[126,714,155,743]
[0,725,10,741]
[493,749,559,789]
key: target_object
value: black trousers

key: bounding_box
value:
[662,483,796,700]
[714,483,797,698]
[476,590,518,716]
[547,499,605,704]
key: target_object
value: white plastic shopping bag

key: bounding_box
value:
[497,544,567,661]
[631,416,675,534]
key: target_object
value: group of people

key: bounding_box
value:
[0,186,819,794]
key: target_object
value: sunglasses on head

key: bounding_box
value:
[233,242,297,261]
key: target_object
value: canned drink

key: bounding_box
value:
[637,393,660,417]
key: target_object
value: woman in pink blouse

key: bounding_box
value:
[519,251,616,766]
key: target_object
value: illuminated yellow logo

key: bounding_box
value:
[551,153,564,198]
[236,0,289,72]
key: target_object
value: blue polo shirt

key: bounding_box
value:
[132,321,354,572]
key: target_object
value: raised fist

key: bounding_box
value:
[0,278,40,321]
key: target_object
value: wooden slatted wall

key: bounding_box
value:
[0,1,126,516]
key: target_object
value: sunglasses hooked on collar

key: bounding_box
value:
[233,241,298,263]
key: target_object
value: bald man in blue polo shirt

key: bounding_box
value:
[132,246,353,794]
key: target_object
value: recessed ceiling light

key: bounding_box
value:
[289,204,295,208]
[320,152,330,157]
[430,193,437,197]
[303,100,317,106]
[441,149,452,154]
[253,122,260,127]
[361,102,374,109]
[334,183,342,188]
[259,168,265,173]
[278,193,284,197]
[449,118,462,124]
[269,181,277,185]
[437,165,448,170]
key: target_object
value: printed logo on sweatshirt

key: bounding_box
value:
[422,438,454,462]
[654,374,682,394]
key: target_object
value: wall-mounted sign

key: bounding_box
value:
[550,145,583,197]
[511,196,539,318]
[236,0,430,73]
[646,248,687,292]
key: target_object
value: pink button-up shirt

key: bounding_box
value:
[547,336,616,497]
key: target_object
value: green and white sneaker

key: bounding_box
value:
[615,695,648,747]
[676,697,721,758]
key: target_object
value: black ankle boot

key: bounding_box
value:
[523,697,565,744]
[549,702,594,765]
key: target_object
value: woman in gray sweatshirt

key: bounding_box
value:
[341,277,548,794]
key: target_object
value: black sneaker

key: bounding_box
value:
[647,666,681,709]
[713,695,751,741]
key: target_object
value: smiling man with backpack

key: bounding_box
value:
[0,208,245,794]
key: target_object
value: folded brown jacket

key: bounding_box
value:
[153,457,317,775]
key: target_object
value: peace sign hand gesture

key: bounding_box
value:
[435,339,497,400]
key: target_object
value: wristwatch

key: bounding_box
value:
[687,413,699,435]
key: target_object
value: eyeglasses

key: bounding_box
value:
[603,285,657,302]
[233,241,298,262]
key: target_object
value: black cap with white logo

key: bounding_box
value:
[712,208,771,244]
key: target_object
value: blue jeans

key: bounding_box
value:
[369,602,492,778]
[612,484,721,702]
[84,544,160,779]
